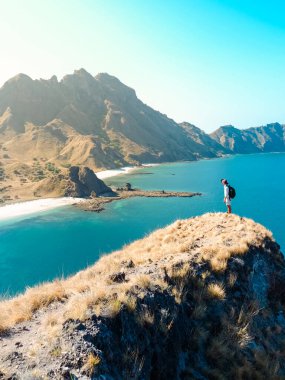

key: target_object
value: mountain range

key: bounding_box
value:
[0,69,284,199]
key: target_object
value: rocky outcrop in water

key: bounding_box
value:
[65,166,113,197]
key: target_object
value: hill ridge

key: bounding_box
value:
[0,69,284,203]
[0,213,285,379]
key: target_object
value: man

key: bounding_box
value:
[221,178,232,214]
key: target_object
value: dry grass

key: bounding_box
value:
[133,274,151,289]
[83,352,101,376]
[124,295,137,312]
[105,299,122,318]
[0,213,274,333]
[207,283,226,299]
[49,345,62,358]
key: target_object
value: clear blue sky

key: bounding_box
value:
[1,0,284,132]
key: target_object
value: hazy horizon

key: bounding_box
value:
[1,0,285,132]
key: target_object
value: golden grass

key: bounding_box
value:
[49,345,62,358]
[207,283,226,299]
[0,213,274,333]
[124,295,137,312]
[83,353,101,376]
[133,274,151,289]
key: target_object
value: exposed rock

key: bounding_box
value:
[0,69,284,202]
[211,123,285,153]
[180,121,230,157]
[0,69,227,173]
[121,260,135,269]
[65,166,113,197]
[0,214,285,379]
[109,272,126,283]
[79,189,201,212]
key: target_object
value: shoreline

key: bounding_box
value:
[79,189,202,213]
[0,164,160,221]
[0,157,220,221]
[0,157,223,221]
[95,166,137,179]
[94,163,161,180]
[1,152,282,223]
[0,197,83,221]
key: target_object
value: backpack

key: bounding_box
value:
[228,185,236,199]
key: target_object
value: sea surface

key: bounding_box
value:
[0,153,284,295]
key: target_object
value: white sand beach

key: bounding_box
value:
[95,164,160,180]
[0,164,160,221]
[0,197,83,221]
[95,166,137,179]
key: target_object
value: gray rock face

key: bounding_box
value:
[1,214,285,379]
[65,166,113,197]
[0,69,228,168]
[37,237,285,380]
[0,69,284,170]
[211,123,285,153]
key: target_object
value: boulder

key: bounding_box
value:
[65,166,113,197]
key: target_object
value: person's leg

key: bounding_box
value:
[227,205,232,214]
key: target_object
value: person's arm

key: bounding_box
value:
[225,186,229,201]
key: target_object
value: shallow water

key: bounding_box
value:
[0,153,284,295]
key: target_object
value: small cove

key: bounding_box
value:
[0,153,284,295]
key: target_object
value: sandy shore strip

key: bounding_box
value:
[0,197,83,221]
[95,164,160,180]
[95,166,138,179]
[0,165,160,221]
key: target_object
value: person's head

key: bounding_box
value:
[221,178,228,185]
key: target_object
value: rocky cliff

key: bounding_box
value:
[0,213,285,379]
[0,69,224,171]
[180,122,230,156]
[0,69,228,202]
[211,123,285,153]
[1,69,284,203]
[65,166,113,197]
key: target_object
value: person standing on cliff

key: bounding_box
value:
[221,179,232,214]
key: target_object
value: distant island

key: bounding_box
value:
[0,68,284,203]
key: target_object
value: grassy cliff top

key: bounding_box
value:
[1,212,285,379]
[0,213,274,332]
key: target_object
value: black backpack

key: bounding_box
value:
[228,185,236,199]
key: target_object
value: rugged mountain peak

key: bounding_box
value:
[73,68,95,80]
[1,68,226,189]
[3,73,33,87]
[49,75,58,83]
[96,72,121,82]
[217,124,238,131]
[254,122,283,131]
[180,121,229,155]
[211,123,285,153]
[96,72,137,97]
[180,121,205,132]
[180,121,196,128]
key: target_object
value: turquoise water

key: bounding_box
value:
[0,153,284,295]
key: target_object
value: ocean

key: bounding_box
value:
[0,152,284,295]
